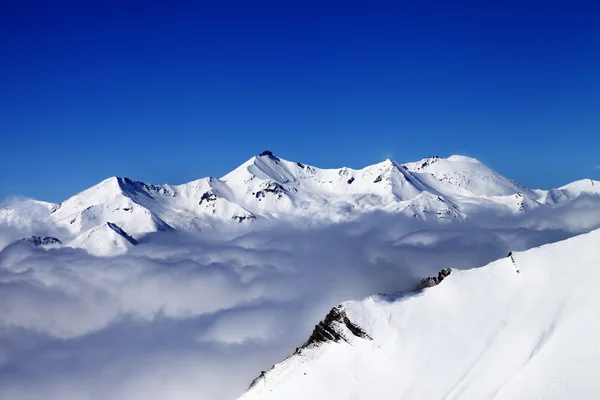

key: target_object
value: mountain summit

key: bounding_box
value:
[2,153,598,255]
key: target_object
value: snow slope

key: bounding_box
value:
[536,179,600,205]
[69,222,138,256]
[220,152,459,221]
[2,151,599,254]
[402,155,536,197]
[239,228,600,400]
[50,177,173,236]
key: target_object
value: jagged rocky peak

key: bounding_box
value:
[117,176,174,198]
[418,155,441,168]
[418,267,452,289]
[258,150,280,161]
[302,305,372,348]
[244,304,372,392]
[401,155,442,172]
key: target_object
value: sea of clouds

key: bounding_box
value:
[2,196,600,399]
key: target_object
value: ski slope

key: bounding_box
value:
[239,228,600,400]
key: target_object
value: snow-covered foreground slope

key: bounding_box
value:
[239,229,600,400]
[0,207,598,400]
[2,151,599,255]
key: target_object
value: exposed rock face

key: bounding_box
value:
[419,268,452,289]
[199,191,217,205]
[245,305,372,392]
[119,177,174,198]
[258,150,279,161]
[255,182,286,199]
[303,306,372,348]
[22,236,62,247]
[232,214,256,223]
[106,222,138,245]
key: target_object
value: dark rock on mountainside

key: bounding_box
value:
[302,305,372,348]
[107,222,138,245]
[418,268,452,289]
[119,177,174,199]
[255,181,286,199]
[199,191,217,205]
[232,214,256,223]
[259,150,279,161]
[245,304,372,391]
[21,236,62,247]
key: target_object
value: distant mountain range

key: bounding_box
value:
[2,151,599,255]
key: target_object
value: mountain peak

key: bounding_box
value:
[558,179,600,197]
[257,150,280,161]
[402,155,533,197]
[4,150,600,257]
[446,154,481,163]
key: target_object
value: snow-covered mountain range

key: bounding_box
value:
[238,228,600,400]
[2,151,599,255]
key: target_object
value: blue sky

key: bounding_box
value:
[1,1,599,202]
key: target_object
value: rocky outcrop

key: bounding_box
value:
[21,236,62,247]
[302,306,372,348]
[119,177,174,199]
[245,305,371,392]
[418,268,452,289]
[106,222,138,245]
[232,214,256,223]
[258,150,279,161]
[255,182,286,199]
[199,191,217,205]
[507,251,520,273]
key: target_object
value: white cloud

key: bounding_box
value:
[0,197,69,249]
[2,206,600,399]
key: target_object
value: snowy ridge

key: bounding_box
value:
[239,228,600,400]
[69,222,138,256]
[402,154,536,197]
[536,179,600,205]
[2,151,599,254]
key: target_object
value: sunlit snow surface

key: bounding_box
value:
[2,153,599,255]
[240,229,600,400]
[1,153,600,399]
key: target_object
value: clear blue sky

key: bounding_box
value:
[1,1,599,202]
